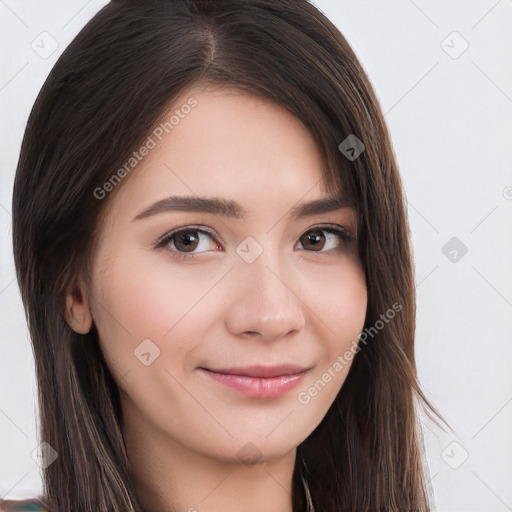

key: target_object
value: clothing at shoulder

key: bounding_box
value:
[0,499,48,511]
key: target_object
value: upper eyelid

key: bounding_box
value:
[155,224,220,247]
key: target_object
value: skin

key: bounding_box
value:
[65,85,368,512]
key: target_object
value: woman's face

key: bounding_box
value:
[81,86,367,463]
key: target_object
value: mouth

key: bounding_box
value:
[198,364,309,398]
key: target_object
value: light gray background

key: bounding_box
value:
[1,1,511,510]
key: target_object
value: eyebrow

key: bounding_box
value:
[131,194,356,222]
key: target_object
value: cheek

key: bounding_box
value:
[90,253,206,421]
[94,251,216,340]
[324,278,367,336]
[299,259,367,401]
[306,256,367,345]
[90,249,227,385]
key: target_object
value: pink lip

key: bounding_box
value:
[199,365,308,398]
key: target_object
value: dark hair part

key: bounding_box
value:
[12,0,447,510]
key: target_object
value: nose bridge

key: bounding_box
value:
[249,247,292,308]
[225,242,306,340]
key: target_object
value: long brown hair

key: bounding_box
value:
[12,0,447,510]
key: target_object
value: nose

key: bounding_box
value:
[224,249,306,342]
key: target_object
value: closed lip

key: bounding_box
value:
[199,364,309,378]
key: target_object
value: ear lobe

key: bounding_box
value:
[65,281,93,335]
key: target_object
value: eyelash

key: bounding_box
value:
[154,224,355,261]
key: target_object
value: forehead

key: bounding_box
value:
[112,87,334,202]
[97,85,358,234]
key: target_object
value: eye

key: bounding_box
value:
[296,225,354,254]
[154,224,355,260]
[154,225,221,260]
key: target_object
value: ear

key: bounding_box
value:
[65,279,93,335]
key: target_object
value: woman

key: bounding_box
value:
[8,0,446,510]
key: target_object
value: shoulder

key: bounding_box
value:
[0,498,48,511]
